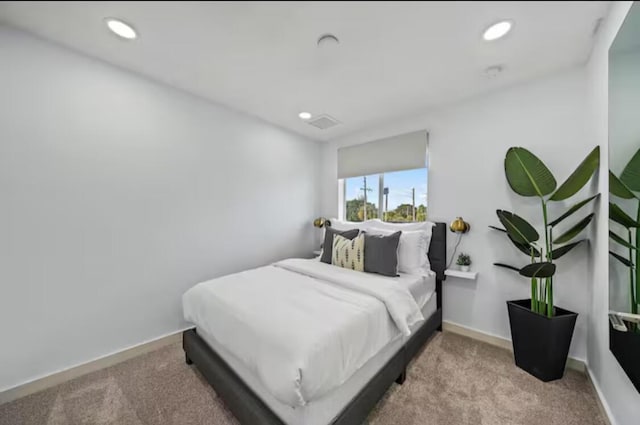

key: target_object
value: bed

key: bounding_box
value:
[182,222,446,425]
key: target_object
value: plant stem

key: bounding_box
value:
[532,279,538,313]
[629,202,640,314]
[542,199,553,317]
[540,284,544,314]
[531,278,536,312]
[548,226,554,317]
[628,228,636,314]
[530,248,536,312]
[537,279,541,313]
[540,285,543,314]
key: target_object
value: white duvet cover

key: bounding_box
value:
[182,258,424,408]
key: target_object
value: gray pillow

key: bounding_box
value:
[321,228,360,264]
[364,231,402,277]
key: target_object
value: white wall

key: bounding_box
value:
[0,26,320,391]
[321,68,594,361]
[586,2,640,425]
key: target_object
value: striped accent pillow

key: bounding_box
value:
[332,233,365,272]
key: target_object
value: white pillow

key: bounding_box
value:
[331,218,435,234]
[329,218,364,232]
[364,219,435,235]
[367,227,432,275]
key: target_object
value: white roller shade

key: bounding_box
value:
[337,130,428,179]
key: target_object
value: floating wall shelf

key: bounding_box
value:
[445,269,478,280]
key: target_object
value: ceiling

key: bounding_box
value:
[611,1,640,54]
[0,1,610,141]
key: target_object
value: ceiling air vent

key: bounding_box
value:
[307,114,341,130]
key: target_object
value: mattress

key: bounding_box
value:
[183,259,424,407]
[197,294,437,425]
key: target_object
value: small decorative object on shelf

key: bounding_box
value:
[456,253,471,272]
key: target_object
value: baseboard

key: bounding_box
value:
[586,369,616,425]
[0,327,191,405]
[442,320,587,373]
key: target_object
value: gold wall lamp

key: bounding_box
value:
[313,217,332,228]
[450,217,470,233]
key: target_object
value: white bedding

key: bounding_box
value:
[182,258,424,407]
[397,271,434,309]
[197,295,438,425]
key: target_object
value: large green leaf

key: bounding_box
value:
[549,194,600,227]
[553,213,595,244]
[496,210,539,244]
[551,240,585,259]
[519,262,556,278]
[610,171,636,199]
[610,251,633,268]
[620,148,640,191]
[494,263,521,273]
[609,231,637,250]
[508,235,542,257]
[610,203,640,228]
[504,147,557,197]
[490,225,541,257]
[549,146,600,201]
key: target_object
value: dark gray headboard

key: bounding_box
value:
[428,222,446,311]
[428,222,447,281]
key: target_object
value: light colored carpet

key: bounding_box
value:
[0,332,606,425]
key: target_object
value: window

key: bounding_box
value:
[342,168,427,222]
[337,130,428,222]
[344,174,380,222]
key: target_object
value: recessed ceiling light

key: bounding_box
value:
[317,34,339,48]
[483,20,512,41]
[105,18,137,40]
[298,112,312,120]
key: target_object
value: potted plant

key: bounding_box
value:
[609,147,640,391]
[491,146,600,381]
[456,253,471,272]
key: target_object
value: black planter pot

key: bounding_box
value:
[507,299,578,382]
[610,322,640,392]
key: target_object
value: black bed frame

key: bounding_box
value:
[182,222,447,425]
